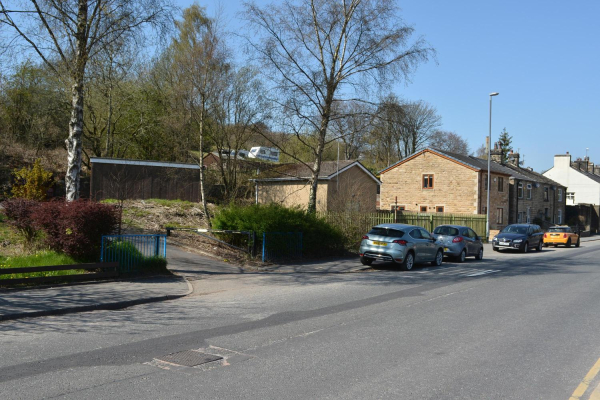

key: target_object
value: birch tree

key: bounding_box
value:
[170,4,228,227]
[0,0,173,200]
[244,0,433,213]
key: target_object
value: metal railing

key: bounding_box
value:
[262,232,303,262]
[101,234,167,273]
[166,227,257,256]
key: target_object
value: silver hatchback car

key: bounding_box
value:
[432,225,484,262]
[359,224,444,270]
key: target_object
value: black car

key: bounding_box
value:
[492,224,544,253]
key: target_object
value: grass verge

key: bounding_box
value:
[0,251,84,281]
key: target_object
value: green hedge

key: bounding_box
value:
[212,203,345,257]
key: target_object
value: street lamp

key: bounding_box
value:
[486,92,499,240]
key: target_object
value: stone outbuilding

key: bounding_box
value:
[253,160,380,212]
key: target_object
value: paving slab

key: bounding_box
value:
[0,276,191,322]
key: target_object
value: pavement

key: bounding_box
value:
[1,235,598,322]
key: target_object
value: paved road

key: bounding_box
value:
[2,241,600,399]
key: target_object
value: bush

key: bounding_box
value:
[2,198,39,243]
[10,159,53,200]
[33,200,119,260]
[212,203,345,257]
[104,240,168,273]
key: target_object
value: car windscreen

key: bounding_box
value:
[433,226,459,236]
[548,227,568,232]
[368,227,405,238]
[501,225,527,235]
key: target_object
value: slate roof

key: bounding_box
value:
[254,160,380,184]
[501,162,566,187]
[570,167,600,184]
[380,148,530,179]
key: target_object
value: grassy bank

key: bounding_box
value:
[0,251,84,281]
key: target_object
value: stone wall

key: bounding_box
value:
[509,179,566,227]
[257,180,329,212]
[478,172,510,230]
[326,165,378,211]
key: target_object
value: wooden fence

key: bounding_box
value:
[317,211,487,238]
[0,262,119,286]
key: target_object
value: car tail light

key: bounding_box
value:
[563,233,567,238]
[362,235,369,240]
[543,233,547,238]
[359,253,364,257]
[452,237,463,243]
[392,239,408,245]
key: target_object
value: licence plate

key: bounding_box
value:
[372,241,388,246]
[499,242,509,246]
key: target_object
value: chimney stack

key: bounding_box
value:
[594,165,600,176]
[490,142,504,164]
[507,149,520,167]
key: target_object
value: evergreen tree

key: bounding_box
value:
[497,128,513,164]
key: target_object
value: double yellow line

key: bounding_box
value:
[570,357,600,399]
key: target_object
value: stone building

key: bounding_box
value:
[253,160,380,212]
[490,148,567,227]
[379,148,514,230]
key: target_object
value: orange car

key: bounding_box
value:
[543,226,580,247]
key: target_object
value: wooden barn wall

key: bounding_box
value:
[91,163,200,202]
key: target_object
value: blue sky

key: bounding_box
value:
[177,0,600,172]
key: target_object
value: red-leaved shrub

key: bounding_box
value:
[33,200,119,260]
[2,198,39,243]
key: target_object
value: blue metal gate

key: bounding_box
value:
[262,232,303,262]
[101,234,167,272]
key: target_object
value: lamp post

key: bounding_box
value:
[486,92,499,240]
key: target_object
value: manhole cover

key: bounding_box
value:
[156,350,223,367]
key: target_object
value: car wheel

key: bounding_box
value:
[400,252,414,271]
[537,240,543,252]
[431,249,443,266]
[475,247,483,260]
[576,238,580,247]
[566,239,571,248]
[543,243,549,247]
[520,242,529,253]
[360,256,373,266]
[493,246,499,252]
[456,249,466,263]
[553,244,558,248]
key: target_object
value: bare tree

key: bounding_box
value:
[369,94,404,167]
[329,100,374,161]
[429,130,470,155]
[474,144,487,159]
[244,0,433,213]
[0,0,173,200]
[398,100,441,157]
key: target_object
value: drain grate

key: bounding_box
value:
[156,350,223,367]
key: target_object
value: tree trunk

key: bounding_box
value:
[65,81,84,201]
[199,100,212,228]
[307,94,333,214]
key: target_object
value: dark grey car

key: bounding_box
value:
[359,224,444,271]
[492,224,544,253]
[432,225,484,262]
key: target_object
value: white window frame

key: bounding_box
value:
[518,182,523,198]
[526,207,531,223]
[558,188,563,202]
[526,184,532,200]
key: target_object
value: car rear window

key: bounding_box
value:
[433,226,459,236]
[368,227,405,238]
[548,227,568,232]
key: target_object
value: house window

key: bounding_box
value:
[391,205,405,211]
[482,206,487,213]
[558,188,563,202]
[567,192,575,203]
[436,206,444,213]
[518,182,523,198]
[423,174,434,189]
[544,208,549,218]
[498,177,504,192]
[544,187,549,202]
[496,208,504,224]
[526,207,531,223]
[484,174,488,191]
[526,184,532,199]
[420,206,428,212]
[558,209,562,224]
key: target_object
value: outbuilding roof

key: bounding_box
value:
[253,160,381,184]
